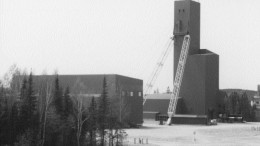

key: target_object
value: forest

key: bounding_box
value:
[0,66,127,146]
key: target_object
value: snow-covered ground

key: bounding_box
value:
[124,120,260,146]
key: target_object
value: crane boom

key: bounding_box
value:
[167,35,190,125]
[143,38,173,105]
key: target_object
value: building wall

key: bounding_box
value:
[143,95,187,117]
[173,0,219,116]
[180,54,206,115]
[33,74,143,125]
[174,0,200,70]
[179,51,219,115]
[144,99,169,114]
[34,74,116,96]
[204,52,219,115]
[115,75,143,125]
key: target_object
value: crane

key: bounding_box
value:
[167,35,190,125]
[143,37,174,105]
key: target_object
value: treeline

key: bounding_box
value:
[0,69,127,146]
[219,91,256,121]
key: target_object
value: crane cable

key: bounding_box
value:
[143,36,174,105]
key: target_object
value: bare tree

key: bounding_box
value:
[72,79,89,146]
[40,82,53,146]
[75,94,89,146]
[107,82,129,146]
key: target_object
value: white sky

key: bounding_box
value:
[0,0,260,91]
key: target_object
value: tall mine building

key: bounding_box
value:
[174,0,219,117]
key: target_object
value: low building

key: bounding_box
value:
[33,74,143,126]
[143,94,171,120]
[143,93,208,124]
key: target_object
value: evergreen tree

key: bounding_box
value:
[239,92,251,121]
[222,92,229,115]
[53,75,64,117]
[0,85,6,118]
[20,78,27,102]
[228,92,240,115]
[20,73,38,131]
[97,77,109,146]
[18,72,39,145]
[52,76,75,146]
[10,101,20,142]
[0,102,9,145]
[27,72,37,126]
[64,86,73,119]
[20,77,29,132]
[53,75,65,145]
[61,86,74,146]
[88,97,97,146]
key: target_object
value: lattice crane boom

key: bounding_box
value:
[167,35,190,125]
[143,37,174,105]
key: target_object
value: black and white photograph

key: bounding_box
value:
[1,0,260,145]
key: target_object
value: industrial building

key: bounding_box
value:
[144,0,219,124]
[32,0,219,125]
[33,74,143,126]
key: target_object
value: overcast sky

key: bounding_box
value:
[1,0,260,91]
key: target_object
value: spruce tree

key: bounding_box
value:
[239,92,251,121]
[21,74,38,131]
[54,79,72,120]
[19,72,39,145]
[20,77,28,133]
[64,86,72,119]
[20,78,27,102]
[27,72,37,122]
[98,77,109,146]
[10,101,20,143]
[0,92,9,145]
[27,72,39,146]
[88,97,97,146]
[53,75,64,117]
[229,92,239,115]
[53,76,75,146]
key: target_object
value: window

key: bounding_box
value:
[130,92,134,97]
[175,20,182,33]
[138,92,142,97]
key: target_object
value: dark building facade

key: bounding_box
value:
[143,94,171,118]
[33,74,143,125]
[174,0,219,116]
[143,1,219,122]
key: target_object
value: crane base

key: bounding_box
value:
[166,118,172,125]
[157,114,208,125]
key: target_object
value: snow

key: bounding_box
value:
[124,120,260,146]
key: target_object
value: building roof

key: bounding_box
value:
[198,49,219,56]
[145,93,177,100]
[31,74,142,94]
